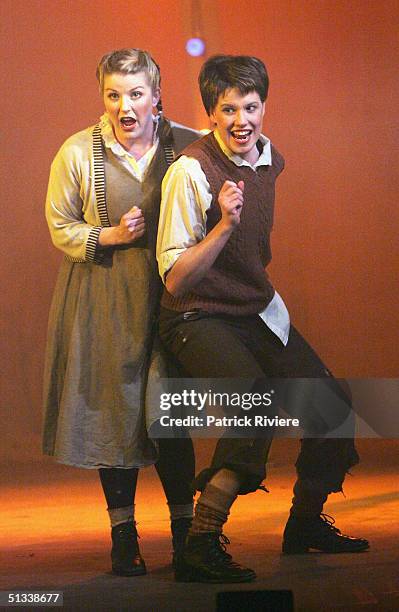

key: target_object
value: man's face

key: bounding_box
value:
[210,88,265,164]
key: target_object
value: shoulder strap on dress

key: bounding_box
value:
[158,116,175,167]
[92,124,111,227]
[163,142,175,166]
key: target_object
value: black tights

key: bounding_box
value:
[155,438,195,505]
[99,438,195,510]
[99,466,139,510]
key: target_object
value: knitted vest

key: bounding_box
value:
[161,132,285,316]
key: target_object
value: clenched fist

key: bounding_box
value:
[218,180,244,228]
[98,206,145,247]
[118,206,145,243]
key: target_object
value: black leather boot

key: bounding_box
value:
[171,517,192,567]
[282,513,369,554]
[111,521,147,576]
[175,532,256,583]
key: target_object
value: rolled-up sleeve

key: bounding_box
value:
[156,156,212,283]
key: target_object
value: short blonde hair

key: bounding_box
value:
[96,48,161,92]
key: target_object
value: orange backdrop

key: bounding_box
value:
[1,0,398,463]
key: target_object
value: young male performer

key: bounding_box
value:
[156,55,369,583]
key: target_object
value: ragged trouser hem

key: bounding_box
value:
[192,437,272,495]
[295,438,360,493]
[192,437,360,496]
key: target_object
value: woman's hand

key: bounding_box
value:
[98,206,145,246]
[116,206,145,243]
[218,180,244,228]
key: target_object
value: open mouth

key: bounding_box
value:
[120,117,137,128]
[231,129,252,143]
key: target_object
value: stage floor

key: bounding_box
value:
[1,440,398,611]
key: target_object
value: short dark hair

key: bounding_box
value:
[199,55,269,115]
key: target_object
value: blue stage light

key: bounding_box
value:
[186,38,205,57]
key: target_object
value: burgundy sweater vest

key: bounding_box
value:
[161,132,285,316]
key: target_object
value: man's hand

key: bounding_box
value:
[99,206,145,246]
[218,180,245,228]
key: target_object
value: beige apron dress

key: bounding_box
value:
[42,127,172,467]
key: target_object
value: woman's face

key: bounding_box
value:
[103,71,160,150]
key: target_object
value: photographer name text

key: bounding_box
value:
[159,415,299,428]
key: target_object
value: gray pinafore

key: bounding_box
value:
[42,126,174,468]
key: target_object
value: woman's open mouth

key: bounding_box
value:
[231,129,252,144]
[120,117,137,129]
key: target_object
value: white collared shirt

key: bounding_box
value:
[157,130,290,345]
[99,113,159,181]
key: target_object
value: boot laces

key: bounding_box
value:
[320,513,340,534]
[209,533,231,561]
[219,533,230,551]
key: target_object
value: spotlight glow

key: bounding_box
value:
[186,38,205,57]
